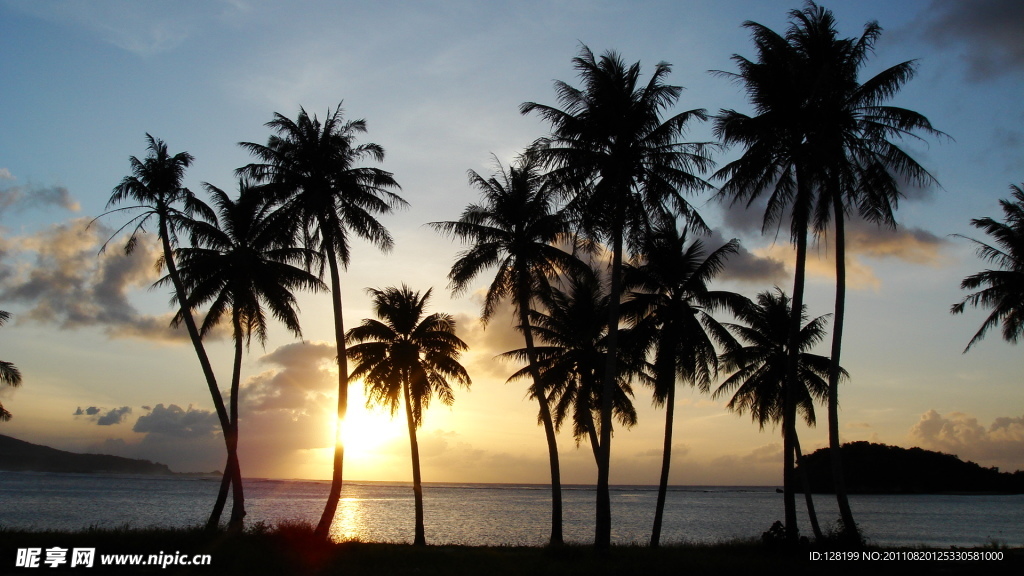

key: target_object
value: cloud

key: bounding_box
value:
[920,0,1024,81]
[746,218,950,291]
[234,342,340,474]
[97,406,133,426]
[133,403,221,438]
[843,220,949,266]
[0,182,81,215]
[910,410,1024,471]
[0,217,218,342]
[706,230,787,284]
[9,0,207,56]
[73,405,133,425]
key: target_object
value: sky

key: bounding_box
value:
[0,0,1021,487]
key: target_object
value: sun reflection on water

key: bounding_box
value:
[329,496,366,542]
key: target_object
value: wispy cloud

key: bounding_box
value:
[919,0,1024,81]
[0,171,80,215]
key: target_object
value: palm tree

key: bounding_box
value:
[621,223,742,547]
[170,180,326,529]
[951,184,1024,351]
[347,285,471,546]
[429,152,577,545]
[713,13,823,539]
[237,104,406,538]
[503,264,641,465]
[780,3,942,539]
[521,46,714,548]
[0,310,22,422]
[99,135,231,519]
[713,288,845,541]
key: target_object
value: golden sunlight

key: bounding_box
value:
[338,382,405,470]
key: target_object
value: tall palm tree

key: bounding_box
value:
[621,223,742,547]
[713,288,846,541]
[713,14,822,539]
[521,46,714,548]
[347,285,471,546]
[779,3,942,539]
[429,152,577,545]
[952,184,1024,351]
[0,310,21,422]
[503,264,641,464]
[170,180,326,529]
[237,104,406,538]
[100,135,231,516]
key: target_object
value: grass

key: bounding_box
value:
[1,522,1020,575]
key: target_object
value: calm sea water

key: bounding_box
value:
[1,471,1020,547]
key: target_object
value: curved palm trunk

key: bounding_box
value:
[783,189,810,543]
[794,432,822,541]
[596,228,623,551]
[209,314,248,530]
[316,248,350,539]
[207,456,231,530]
[157,225,232,531]
[828,197,858,539]
[650,381,675,548]
[516,288,564,546]
[403,380,427,546]
[226,312,246,530]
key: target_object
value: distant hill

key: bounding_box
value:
[796,441,1024,494]
[0,433,173,475]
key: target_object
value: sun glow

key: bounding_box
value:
[337,382,405,467]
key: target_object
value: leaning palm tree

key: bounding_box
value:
[170,180,326,530]
[621,222,742,547]
[951,184,1024,351]
[429,152,577,545]
[714,288,845,541]
[99,135,231,517]
[521,46,714,548]
[238,104,406,538]
[503,264,642,464]
[347,285,471,546]
[0,310,22,421]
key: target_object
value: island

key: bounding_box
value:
[0,433,174,475]
[796,441,1024,494]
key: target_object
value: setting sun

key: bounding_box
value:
[337,383,407,474]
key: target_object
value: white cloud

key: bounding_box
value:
[910,410,1024,471]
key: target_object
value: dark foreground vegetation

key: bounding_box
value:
[797,442,1024,494]
[1,524,1020,576]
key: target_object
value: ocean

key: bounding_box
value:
[1,471,1020,547]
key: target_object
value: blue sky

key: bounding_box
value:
[0,0,1021,485]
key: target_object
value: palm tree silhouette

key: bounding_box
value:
[100,135,231,523]
[430,152,577,545]
[781,3,941,538]
[238,104,406,538]
[503,264,641,464]
[521,46,713,548]
[714,288,845,541]
[0,310,22,422]
[621,222,742,547]
[170,180,326,529]
[347,285,471,546]
[952,184,1024,351]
